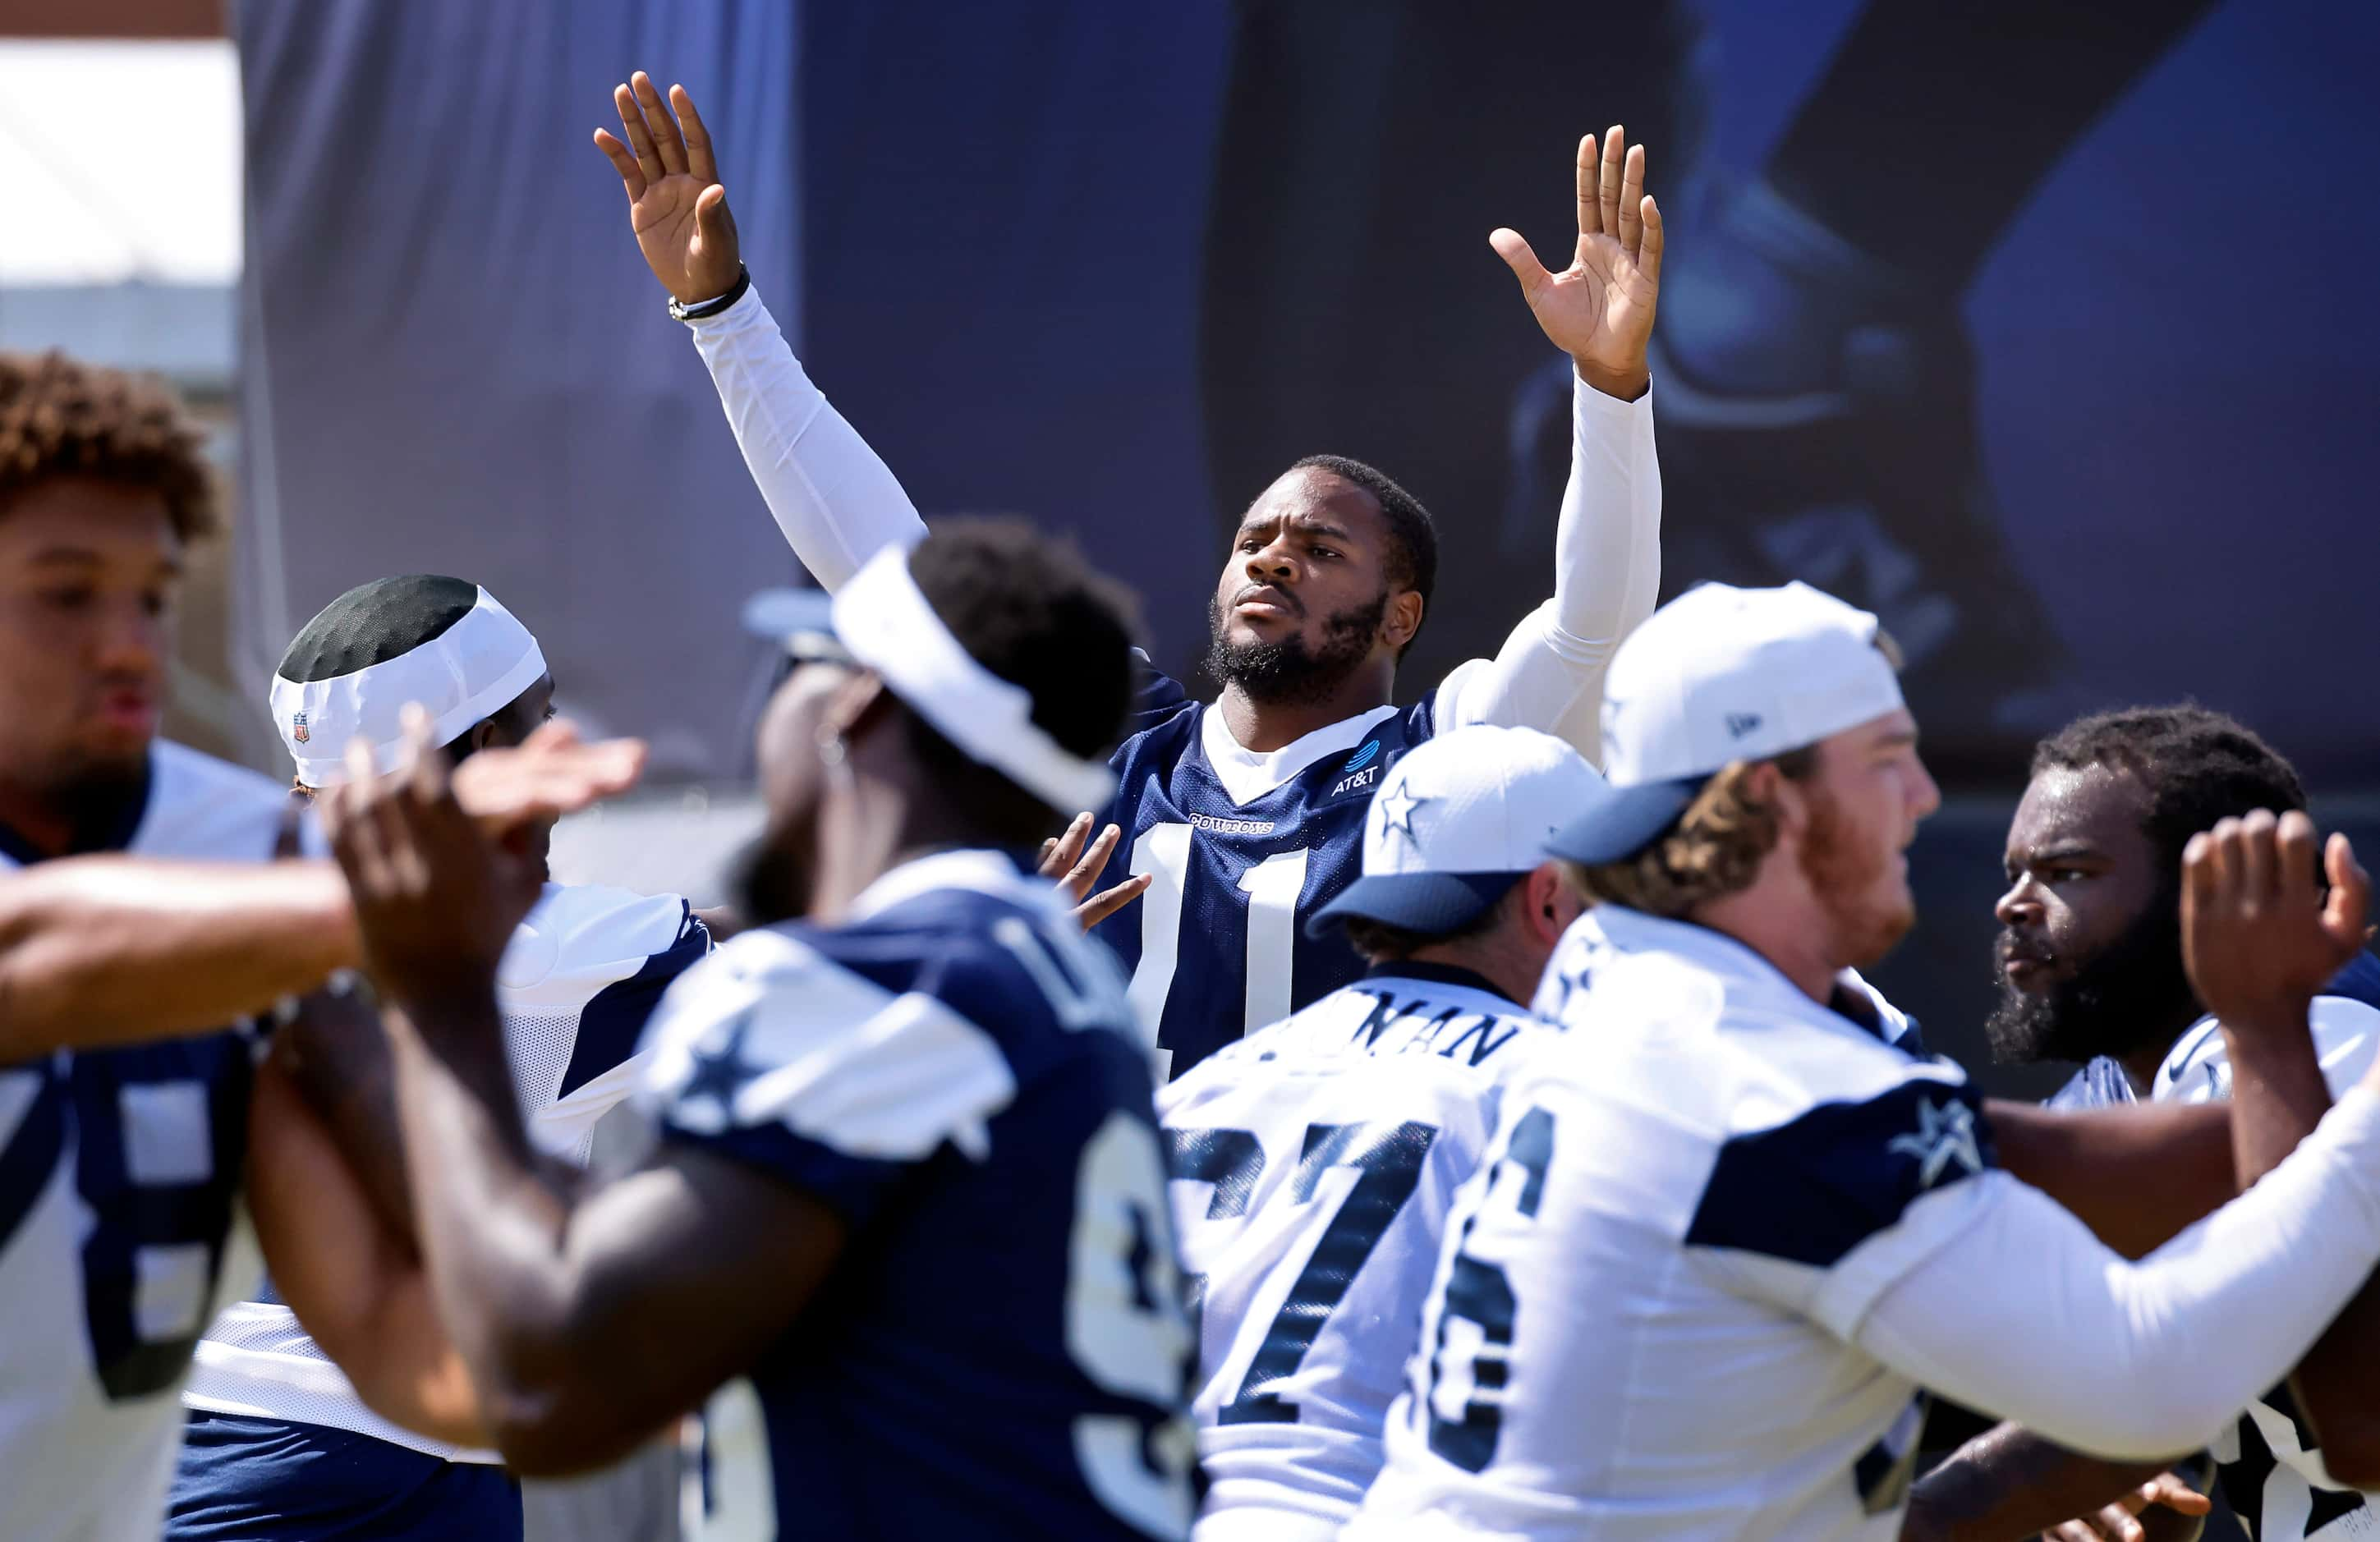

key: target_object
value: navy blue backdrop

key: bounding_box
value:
[237,0,2378,1104]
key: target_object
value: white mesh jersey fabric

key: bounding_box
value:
[1156,971,1559,1540]
[0,742,287,1542]
[184,883,708,1458]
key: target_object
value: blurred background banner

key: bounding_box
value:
[0,0,2328,1106]
[214,0,2379,1097]
[228,0,2378,786]
[232,0,805,779]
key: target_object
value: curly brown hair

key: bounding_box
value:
[1564,745,1820,919]
[0,351,217,539]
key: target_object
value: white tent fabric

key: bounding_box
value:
[0,41,238,383]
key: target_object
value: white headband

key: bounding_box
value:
[269,587,549,789]
[832,544,1119,814]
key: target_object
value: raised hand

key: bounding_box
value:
[1490,126,1662,400]
[1039,812,1154,930]
[2182,810,2370,1035]
[448,719,647,836]
[324,708,549,1004]
[593,71,740,305]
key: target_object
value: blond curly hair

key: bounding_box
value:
[0,351,216,538]
[1564,744,1820,918]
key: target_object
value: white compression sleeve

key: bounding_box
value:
[686,285,928,592]
[1856,1085,2380,1460]
[1432,374,1661,762]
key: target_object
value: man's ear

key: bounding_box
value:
[464,718,500,756]
[827,672,894,750]
[1382,590,1426,653]
[1522,861,1581,950]
[1750,759,1808,842]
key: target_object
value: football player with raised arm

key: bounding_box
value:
[0,351,640,1542]
[169,576,713,1542]
[319,522,1197,1540]
[1348,581,2380,1541]
[592,72,1664,1077]
[1159,723,1590,1539]
[1906,709,2380,1542]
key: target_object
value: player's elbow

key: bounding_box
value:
[481,1379,654,1478]
[2044,1388,2225,1466]
[476,1327,655,1475]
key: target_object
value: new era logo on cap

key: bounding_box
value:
[1307,723,1604,939]
[1546,581,1907,865]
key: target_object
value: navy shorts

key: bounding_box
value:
[168,1410,522,1541]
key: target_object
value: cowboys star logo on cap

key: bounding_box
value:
[289,711,310,745]
[1305,723,1605,941]
[1376,782,1426,847]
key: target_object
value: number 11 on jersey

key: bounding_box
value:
[1125,823,1310,1081]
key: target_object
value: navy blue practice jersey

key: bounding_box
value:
[1091,664,1438,1081]
[639,849,1197,1541]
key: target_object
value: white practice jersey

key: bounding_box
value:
[184,882,708,1462]
[0,743,303,1542]
[1349,905,1994,1542]
[1156,966,1561,1540]
[2153,991,2380,1542]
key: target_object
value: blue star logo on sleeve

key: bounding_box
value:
[1376,782,1427,847]
[679,1010,761,1117]
[1887,1096,1983,1189]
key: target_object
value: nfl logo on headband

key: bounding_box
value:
[290,711,310,745]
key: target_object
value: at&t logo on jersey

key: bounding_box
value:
[1329,740,1385,799]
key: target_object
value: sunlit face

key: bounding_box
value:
[1984,763,2190,1065]
[1206,466,1414,700]
[0,476,181,794]
[1794,708,1940,969]
[1995,765,2163,997]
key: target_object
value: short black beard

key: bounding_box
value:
[1983,884,2200,1068]
[1204,590,1389,708]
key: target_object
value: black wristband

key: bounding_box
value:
[669,264,751,323]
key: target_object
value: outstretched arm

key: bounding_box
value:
[1984,1097,2235,1260]
[1438,126,1663,762]
[1854,822,2380,1465]
[0,723,642,1059]
[0,858,356,1058]
[596,73,926,591]
[323,714,841,1475]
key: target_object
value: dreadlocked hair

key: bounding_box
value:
[0,351,216,538]
[2032,704,2305,877]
